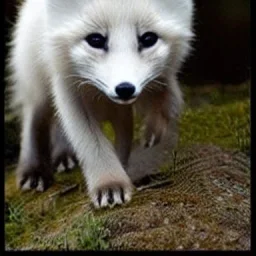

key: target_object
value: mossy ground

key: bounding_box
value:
[179,82,250,152]
[5,82,250,250]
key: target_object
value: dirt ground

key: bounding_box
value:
[5,82,250,250]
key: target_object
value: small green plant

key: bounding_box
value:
[5,201,27,249]
[5,201,24,224]
[71,213,110,250]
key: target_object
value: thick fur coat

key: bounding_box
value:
[8,0,194,208]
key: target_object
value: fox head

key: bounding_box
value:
[46,0,194,104]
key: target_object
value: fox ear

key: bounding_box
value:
[151,0,194,38]
[151,0,193,19]
[46,0,90,27]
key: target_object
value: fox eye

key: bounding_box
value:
[139,32,158,49]
[85,33,107,50]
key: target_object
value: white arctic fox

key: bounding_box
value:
[8,0,194,208]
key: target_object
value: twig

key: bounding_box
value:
[49,184,78,199]
[136,180,172,191]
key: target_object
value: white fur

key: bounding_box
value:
[8,0,194,208]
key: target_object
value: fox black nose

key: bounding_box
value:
[115,82,135,100]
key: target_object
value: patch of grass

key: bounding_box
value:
[5,201,28,249]
[5,168,110,250]
[5,201,24,223]
[70,213,110,250]
[178,99,250,153]
[5,223,26,249]
[5,168,85,250]
[31,212,110,250]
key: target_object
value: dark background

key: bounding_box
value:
[4,0,250,85]
[182,0,250,85]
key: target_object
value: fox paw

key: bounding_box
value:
[51,121,78,172]
[53,153,78,173]
[17,164,54,192]
[51,136,78,172]
[90,180,133,208]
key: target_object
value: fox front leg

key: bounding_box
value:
[16,101,54,192]
[53,78,133,208]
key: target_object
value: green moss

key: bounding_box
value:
[178,99,250,153]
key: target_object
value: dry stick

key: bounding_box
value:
[48,184,79,199]
[136,180,172,192]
